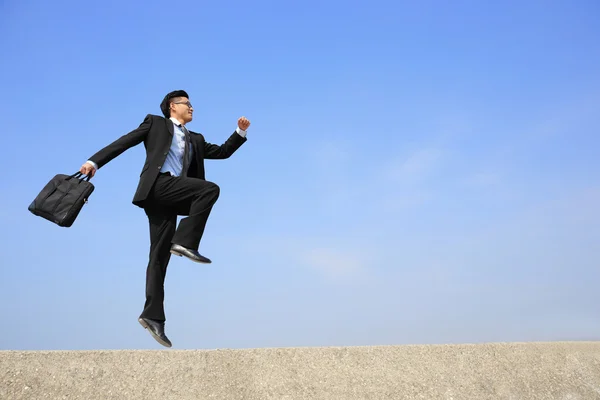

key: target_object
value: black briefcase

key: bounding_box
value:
[28,172,95,227]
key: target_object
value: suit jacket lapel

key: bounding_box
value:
[165,118,174,137]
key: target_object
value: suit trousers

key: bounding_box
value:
[140,173,220,321]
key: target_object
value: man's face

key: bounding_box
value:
[170,97,194,123]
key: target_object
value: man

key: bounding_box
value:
[79,90,250,347]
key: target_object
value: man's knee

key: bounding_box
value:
[200,181,220,201]
[209,182,220,200]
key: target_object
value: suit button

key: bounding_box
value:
[157,165,161,169]
[163,152,167,155]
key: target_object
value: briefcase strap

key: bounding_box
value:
[68,172,92,182]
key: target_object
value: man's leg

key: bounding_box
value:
[141,207,176,321]
[138,205,176,347]
[149,174,220,257]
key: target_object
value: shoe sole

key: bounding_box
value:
[138,318,172,348]
[170,249,211,264]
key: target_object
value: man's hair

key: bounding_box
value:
[160,90,189,118]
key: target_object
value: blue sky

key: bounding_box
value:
[0,0,599,350]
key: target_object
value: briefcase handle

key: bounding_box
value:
[67,172,92,182]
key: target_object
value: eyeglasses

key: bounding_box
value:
[173,101,193,108]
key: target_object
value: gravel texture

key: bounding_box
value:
[1,341,600,399]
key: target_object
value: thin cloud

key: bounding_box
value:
[526,90,600,140]
[302,247,367,283]
[306,143,446,216]
[384,148,443,184]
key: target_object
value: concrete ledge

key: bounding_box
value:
[2,341,600,399]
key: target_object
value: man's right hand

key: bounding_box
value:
[80,162,96,177]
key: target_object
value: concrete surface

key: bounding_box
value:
[2,341,600,399]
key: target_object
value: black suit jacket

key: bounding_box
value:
[87,114,247,207]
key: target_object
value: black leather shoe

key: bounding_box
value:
[138,317,172,348]
[170,244,212,264]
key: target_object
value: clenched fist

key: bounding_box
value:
[80,162,96,177]
[238,116,251,131]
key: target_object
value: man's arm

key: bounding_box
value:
[203,116,250,159]
[80,114,153,176]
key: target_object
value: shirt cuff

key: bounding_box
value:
[86,160,99,170]
[236,127,247,138]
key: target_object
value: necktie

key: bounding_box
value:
[181,125,191,177]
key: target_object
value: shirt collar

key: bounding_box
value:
[169,117,185,128]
